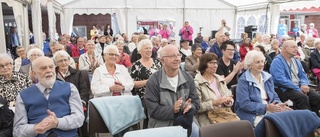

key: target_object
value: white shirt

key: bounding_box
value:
[91,64,134,97]
[78,52,104,70]
[128,42,137,53]
[180,48,192,57]
[166,74,179,93]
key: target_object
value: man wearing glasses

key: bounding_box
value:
[145,44,200,136]
[14,47,30,72]
[270,40,320,116]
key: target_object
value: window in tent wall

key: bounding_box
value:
[237,17,245,39]
[259,15,269,34]
[247,16,256,26]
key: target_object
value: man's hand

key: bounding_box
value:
[183,98,192,114]
[300,85,309,94]
[174,97,183,113]
[33,110,58,134]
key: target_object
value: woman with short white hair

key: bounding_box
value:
[235,50,291,126]
[115,40,132,68]
[91,45,134,97]
[130,39,162,129]
[307,23,319,38]
[0,53,32,102]
[79,40,103,72]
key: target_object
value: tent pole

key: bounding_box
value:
[183,0,185,22]
[0,2,6,53]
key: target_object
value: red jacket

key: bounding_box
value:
[71,44,87,57]
[116,52,132,68]
[239,44,253,61]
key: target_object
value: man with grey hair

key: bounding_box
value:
[302,37,315,67]
[145,44,200,136]
[297,24,307,37]
[307,23,319,38]
[13,56,84,137]
[270,40,320,116]
[201,36,209,53]
[208,31,226,58]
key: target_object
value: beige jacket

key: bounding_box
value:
[194,73,233,127]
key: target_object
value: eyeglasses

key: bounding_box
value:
[208,61,218,65]
[17,50,25,53]
[106,53,119,57]
[56,58,69,63]
[225,49,235,52]
[0,62,12,69]
[162,54,181,59]
[31,54,42,57]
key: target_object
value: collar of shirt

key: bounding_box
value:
[36,82,53,94]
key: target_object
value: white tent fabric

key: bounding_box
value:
[0,3,5,53]
[280,0,320,11]
[31,0,43,49]
[60,0,235,40]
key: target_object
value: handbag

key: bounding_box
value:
[207,107,239,124]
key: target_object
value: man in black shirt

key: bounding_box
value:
[216,41,243,89]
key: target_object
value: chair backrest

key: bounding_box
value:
[199,120,255,137]
[264,119,315,137]
[88,101,109,136]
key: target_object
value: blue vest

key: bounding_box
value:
[20,81,77,137]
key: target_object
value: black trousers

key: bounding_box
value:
[283,89,320,116]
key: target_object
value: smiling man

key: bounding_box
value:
[13,56,84,137]
[145,44,200,136]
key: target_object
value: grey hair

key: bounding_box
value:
[103,45,119,55]
[310,23,315,27]
[314,38,320,47]
[151,36,158,42]
[270,39,279,45]
[243,50,265,69]
[262,34,271,41]
[161,38,168,43]
[27,48,44,59]
[301,24,307,28]
[0,53,13,64]
[306,37,314,45]
[113,40,125,46]
[52,50,70,63]
[137,39,152,53]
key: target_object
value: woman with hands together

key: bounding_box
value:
[194,53,238,127]
[235,50,292,127]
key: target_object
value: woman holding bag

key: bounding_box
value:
[194,53,239,127]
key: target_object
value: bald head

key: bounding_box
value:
[282,40,296,48]
[160,44,178,58]
[32,56,54,70]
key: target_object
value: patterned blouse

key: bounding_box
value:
[130,58,162,99]
[0,71,33,102]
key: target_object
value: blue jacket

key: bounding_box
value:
[235,70,281,125]
[208,42,222,58]
[269,54,309,92]
[200,41,209,53]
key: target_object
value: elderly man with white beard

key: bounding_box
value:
[13,56,84,137]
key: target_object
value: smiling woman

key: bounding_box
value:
[0,53,32,103]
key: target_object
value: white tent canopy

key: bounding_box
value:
[1,0,320,53]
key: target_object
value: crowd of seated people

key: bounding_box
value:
[2,20,320,137]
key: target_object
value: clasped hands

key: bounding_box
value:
[110,81,125,92]
[34,110,58,134]
[174,97,192,114]
[266,101,292,113]
[213,95,233,107]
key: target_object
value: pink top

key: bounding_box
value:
[210,78,222,98]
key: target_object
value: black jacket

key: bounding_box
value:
[56,66,90,104]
